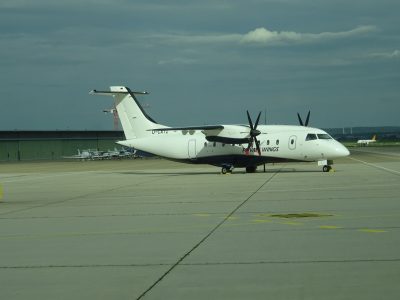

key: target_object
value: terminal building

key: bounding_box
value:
[0,131,124,161]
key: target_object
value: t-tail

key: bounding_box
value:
[89,86,166,139]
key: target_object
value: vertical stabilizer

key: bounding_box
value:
[90,86,166,139]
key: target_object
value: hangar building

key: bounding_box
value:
[0,131,124,161]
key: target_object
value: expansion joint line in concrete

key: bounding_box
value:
[0,175,169,217]
[136,170,281,300]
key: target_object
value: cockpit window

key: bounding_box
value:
[317,134,332,140]
[306,134,318,141]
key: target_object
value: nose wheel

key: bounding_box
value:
[319,160,334,172]
[322,165,332,172]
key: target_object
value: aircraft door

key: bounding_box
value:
[289,135,297,150]
[188,139,197,159]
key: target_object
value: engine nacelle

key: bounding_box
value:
[203,125,250,144]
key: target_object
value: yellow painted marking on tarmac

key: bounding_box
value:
[280,221,303,226]
[194,214,211,217]
[358,229,387,233]
[0,184,3,200]
[252,219,273,223]
[320,225,342,229]
[226,216,238,221]
[255,213,271,218]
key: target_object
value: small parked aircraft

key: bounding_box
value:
[357,135,377,146]
[64,148,138,160]
[63,149,93,160]
[90,86,349,173]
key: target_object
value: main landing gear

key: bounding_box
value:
[246,165,257,173]
[221,164,234,174]
[220,165,258,174]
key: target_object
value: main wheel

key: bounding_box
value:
[221,167,228,174]
[246,166,257,173]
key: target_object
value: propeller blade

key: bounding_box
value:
[245,110,263,155]
[305,110,310,127]
[254,111,262,129]
[297,113,304,126]
[246,110,254,130]
[255,137,261,156]
[245,139,252,155]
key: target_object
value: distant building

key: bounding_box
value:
[325,127,400,142]
[0,131,124,161]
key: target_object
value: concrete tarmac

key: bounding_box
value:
[1,148,400,299]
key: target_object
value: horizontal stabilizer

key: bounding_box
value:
[89,89,149,96]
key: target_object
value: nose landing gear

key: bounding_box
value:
[322,165,332,172]
[319,160,334,172]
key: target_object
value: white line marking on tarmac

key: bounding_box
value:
[348,157,400,175]
[351,148,400,157]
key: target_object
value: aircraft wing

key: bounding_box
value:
[150,125,251,144]
[150,125,224,132]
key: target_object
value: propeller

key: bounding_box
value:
[245,110,262,155]
[297,110,310,127]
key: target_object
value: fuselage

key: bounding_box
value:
[118,125,349,168]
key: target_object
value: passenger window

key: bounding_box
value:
[291,139,294,145]
[267,140,270,145]
[306,134,318,141]
[276,140,279,145]
[213,142,216,147]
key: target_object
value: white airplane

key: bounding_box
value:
[90,86,350,173]
[357,135,377,146]
[108,147,140,159]
[63,149,92,160]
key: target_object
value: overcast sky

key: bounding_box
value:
[0,0,399,130]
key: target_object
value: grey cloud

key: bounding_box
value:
[150,25,378,47]
[158,58,198,65]
[241,25,378,45]
[369,49,400,59]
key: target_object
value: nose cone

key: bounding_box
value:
[335,143,350,157]
[324,141,350,158]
